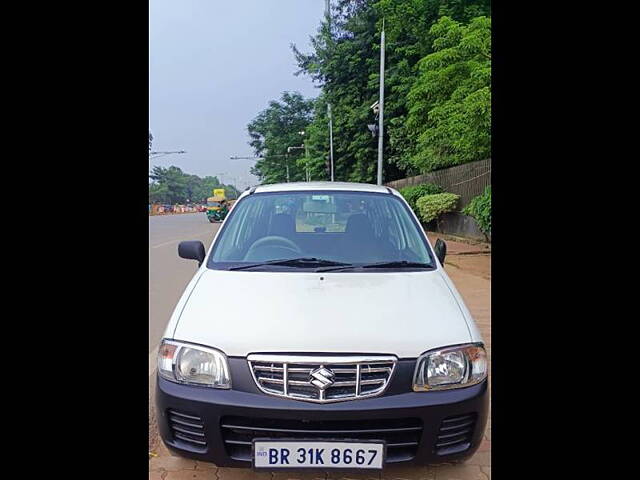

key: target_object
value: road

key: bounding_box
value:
[149,213,220,356]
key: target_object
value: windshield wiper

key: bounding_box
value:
[361,260,433,269]
[228,257,352,271]
[316,260,433,272]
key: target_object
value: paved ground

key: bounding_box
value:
[149,216,491,479]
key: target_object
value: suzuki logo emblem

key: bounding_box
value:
[309,367,335,390]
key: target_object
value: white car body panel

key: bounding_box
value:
[162,182,484,359]
[168,268,477,359]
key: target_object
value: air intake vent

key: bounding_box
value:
[168,410,207,450]
[248,354,396,403]
[435,413,476,456]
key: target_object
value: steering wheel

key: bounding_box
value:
[245,236,302,259]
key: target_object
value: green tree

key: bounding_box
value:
[247,92,314,184]
[149,166,189,203]
[406,15,491,171]
[148,167,237,204]
[373,1,490,174]
[292,1,386,183]
[250,1,491,184]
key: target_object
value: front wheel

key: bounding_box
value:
[208,218,215,223]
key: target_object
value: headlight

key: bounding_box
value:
[158,340,231,388]
[413,343,487,391]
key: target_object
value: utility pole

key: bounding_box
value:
[325,0,335,182]
[377,19,385,186]
[328,104,334,181]
[305,142,310,182]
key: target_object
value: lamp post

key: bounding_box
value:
[298,131,311,182]
[377,20,386,186]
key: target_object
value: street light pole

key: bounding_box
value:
[305,142,310,182]
[298,131,311,182]
[328,104,334,181]
[325,0,335,182]
[377,20,385,186]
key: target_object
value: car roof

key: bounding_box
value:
[252,181,395,195]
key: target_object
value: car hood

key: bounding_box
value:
[172,269,473,359]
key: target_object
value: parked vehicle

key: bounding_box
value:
[156,182,488,471]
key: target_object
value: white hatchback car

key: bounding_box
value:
[156,182,488,472]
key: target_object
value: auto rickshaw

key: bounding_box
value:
[205,196,229,223]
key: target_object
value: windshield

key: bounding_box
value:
[207,202,221,207]
[208,191,434,270]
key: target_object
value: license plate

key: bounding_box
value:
[253,440,385,470]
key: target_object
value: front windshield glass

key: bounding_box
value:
[207,201,220,207]
[208,191,433,269]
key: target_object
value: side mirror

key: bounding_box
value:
[434,238,447,265]
[178,241,206,266]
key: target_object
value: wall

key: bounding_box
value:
[435,212,489,242]
[385,159,491,209]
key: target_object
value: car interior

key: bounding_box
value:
[212,193,428,265]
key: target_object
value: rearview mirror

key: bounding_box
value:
[178,241,206,266]
[434,238,447,265]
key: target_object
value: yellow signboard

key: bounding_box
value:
[213,188,226,198]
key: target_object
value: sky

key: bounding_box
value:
[149,0,325,190]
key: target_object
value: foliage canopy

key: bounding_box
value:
[246,0,491,184]
[149,166,239,204]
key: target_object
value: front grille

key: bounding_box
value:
[434,413,476,456]
[168,409,207,450]
[247,354,396,403]
[221,416,423,463]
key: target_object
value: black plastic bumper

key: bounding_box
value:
[156,359,488,468]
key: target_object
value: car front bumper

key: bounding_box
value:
[155,359,488,468]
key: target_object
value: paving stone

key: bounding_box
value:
[480,466,490,479]
[149,472,165,480]
[155,441,172,457]
[432,464,486,480]
[216,467,272,480]
[150,455,198,472]
[194,461,218,471]
[476,439,491,453]
[380,465,435,480]
[464,450,490,467]
[164,470,217,480]
[273,472,328,480]
[328,471,382,480]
